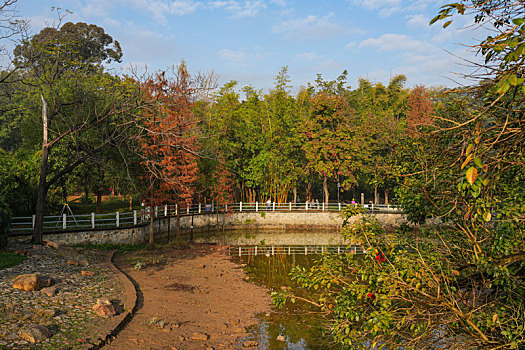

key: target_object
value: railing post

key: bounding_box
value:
[256,202,258,212]
[289,202,291,211]
[133,210,137,225]
[32,214,36,230]
[63,213,67,230]
[175,204,178,215]
[338,202,341,211]
[164,205,168,217]
[255,246,257,256]
[305,202,308,211]
[211,202,214,213]
[91,213,95,229]
[305,246,308,255]
[239,246,242,257]
[225,203,228,211]
[199,203,202,214]
[322,202,325,211]
[187,206,190,214]
[288,246,290,255]
[154,206,158,217]
[240,202,243,212]
[116,212,120,227]
[272,202,275,212]
[272,246,275,256]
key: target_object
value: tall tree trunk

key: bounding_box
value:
[374,184,379,204]
[293,186,297,203]
[96,192,102,213]
[149,207,154,245]
[323,175,329,204]
[176,212,181,240]
[33,95,49,244]
[83,176,89,204]
[306,181,312,202]
[384,189,389,205]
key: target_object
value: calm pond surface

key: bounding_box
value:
[232,252,339,349]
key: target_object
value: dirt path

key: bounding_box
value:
[104,243,271,350]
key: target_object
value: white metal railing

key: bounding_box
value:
[229,245,366,256]
[9,202,402,234]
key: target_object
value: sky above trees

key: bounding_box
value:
[16,0,486,93]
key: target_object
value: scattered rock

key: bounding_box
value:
[93,303,117,318]
[12,274,54,291]
[19,325,52,343]
[276,334,285,342]
[66,260,80,266]
[191,332,209,341]
[243,340,259,347]
[40,285,58,297]
[93,298,117,318]
[96,297,111,305]
[81,270,95,277]
[44,241,60,249]
[35,308,56,318]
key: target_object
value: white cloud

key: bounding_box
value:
[345,42,356,49]
[272,13,358,40]
[80,0,199,25]
[211,0,266,19]
[349,0,439,17]
[218,48,248,65]
[359,33,433,53]
[294,52,319,61]
[406,14,429,29]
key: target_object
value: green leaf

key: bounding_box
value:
[483,211,492,222]
[512,18,524,26]
[474,157,482,168]
[508,74,518,86]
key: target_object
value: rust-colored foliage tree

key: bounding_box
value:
[406,85,434,137]
[139,62,199,244]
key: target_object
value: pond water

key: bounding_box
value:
[232,253,339,349]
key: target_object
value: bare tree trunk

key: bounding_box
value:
[384,189,389,205]
[323,175,329,204]
[374,184,379,204]
[33,95,49,244]
[293,186,297,203]
[96,192,102,213]
[83,176,89,204]
[149,207,154,245]
[176,212,181,240]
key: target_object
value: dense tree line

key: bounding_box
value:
[0,0,523,347]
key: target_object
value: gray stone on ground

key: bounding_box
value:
[12,274,54,291]
[19,325,52,343]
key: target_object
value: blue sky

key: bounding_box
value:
[14,0,488,94]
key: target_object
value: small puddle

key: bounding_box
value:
[232,253,337,349]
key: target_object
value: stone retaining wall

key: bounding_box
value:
[38,211,409,246]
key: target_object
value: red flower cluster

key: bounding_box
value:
[375,252,386,263]
[367,292,376,300]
